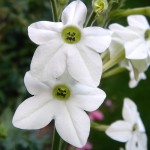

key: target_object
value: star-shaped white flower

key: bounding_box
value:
[109,34,148,88]
[12,71,106,148]
[106,98,147,150]
[109,15,150,60]
[28,0,111,87]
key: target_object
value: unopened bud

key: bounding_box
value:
[92,0,108,14]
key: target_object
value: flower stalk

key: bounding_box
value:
[103,50,125,72]
[91,122,108,131]
[84,10,96,27]
[102,67,126,78]
[51,126,62,150]
[110,7,150,19]
[50,0,59,22]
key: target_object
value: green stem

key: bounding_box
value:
[51,126,60,150]
[84,10,96,27]
[103,50,125,72]
[51,126,55,150]
[58,137,63,150]
[110,7,150,20]
[50,0,58,22]
[91,122,109,131]
[102,67,126,78]
[58,6,63,21]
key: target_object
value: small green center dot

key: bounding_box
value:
[52,84,70,101]
[132,123,138,132]
[144,29,150,40]
[61,26,81,44]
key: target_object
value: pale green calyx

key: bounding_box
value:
[59,0,69,5]
[92,0,108,14]
[53,84,70,101]
[144,29,150,40]
[61,26,81,44]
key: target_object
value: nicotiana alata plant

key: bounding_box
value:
[12,0,149,149]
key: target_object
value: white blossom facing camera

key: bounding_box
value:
[12,71,106,148]
[106,98,147,150]
[28,0,111,87]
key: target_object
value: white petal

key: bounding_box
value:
[125,40,148,59]
[109,23,139,41]
[106,120,132,142]
[127,15,149,30]
[30,42,66,81]
[55,103,90,148]
[69,83,106,111]
[129,71,146,88]
[28,21,63,45]
[82,27,111,53]
[67,45,102,87]
[122,98,137,124]
[12,94,55,129]
[24,71,49,95]
[109,37,124,59]
[61,1,87,26]
[131,59,149,73]
[137,113,145,132]
[126,132,147,150]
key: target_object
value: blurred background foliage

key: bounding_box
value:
[0,0,150,149]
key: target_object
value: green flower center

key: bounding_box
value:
[61,26,81,44]
[144,29,150,40]
[52,84,70,101]
[132,123,138,132]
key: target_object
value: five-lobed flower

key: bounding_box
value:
[12,71,106,148]
[106,98,147,150]
[28,0,111,87]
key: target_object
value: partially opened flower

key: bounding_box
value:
[106,98,147,150]
[12,71,106,148]
[28,0,111,87]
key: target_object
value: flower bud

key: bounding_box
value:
[92,0,108,14]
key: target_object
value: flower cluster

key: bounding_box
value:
[12,0,111,148]
[12,0,149,149]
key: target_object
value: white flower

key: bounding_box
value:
[109,15,150,60]
[12,71,106,148]
[121,60,146,88]
[28,0,111,87]
[106,98,147,150]
[109,33,148,88]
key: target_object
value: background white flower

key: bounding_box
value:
[28,0,111,87]
[12,71,106,148]
[106,98,147,150]
[109,15,150,60]
[109,33,149,88]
